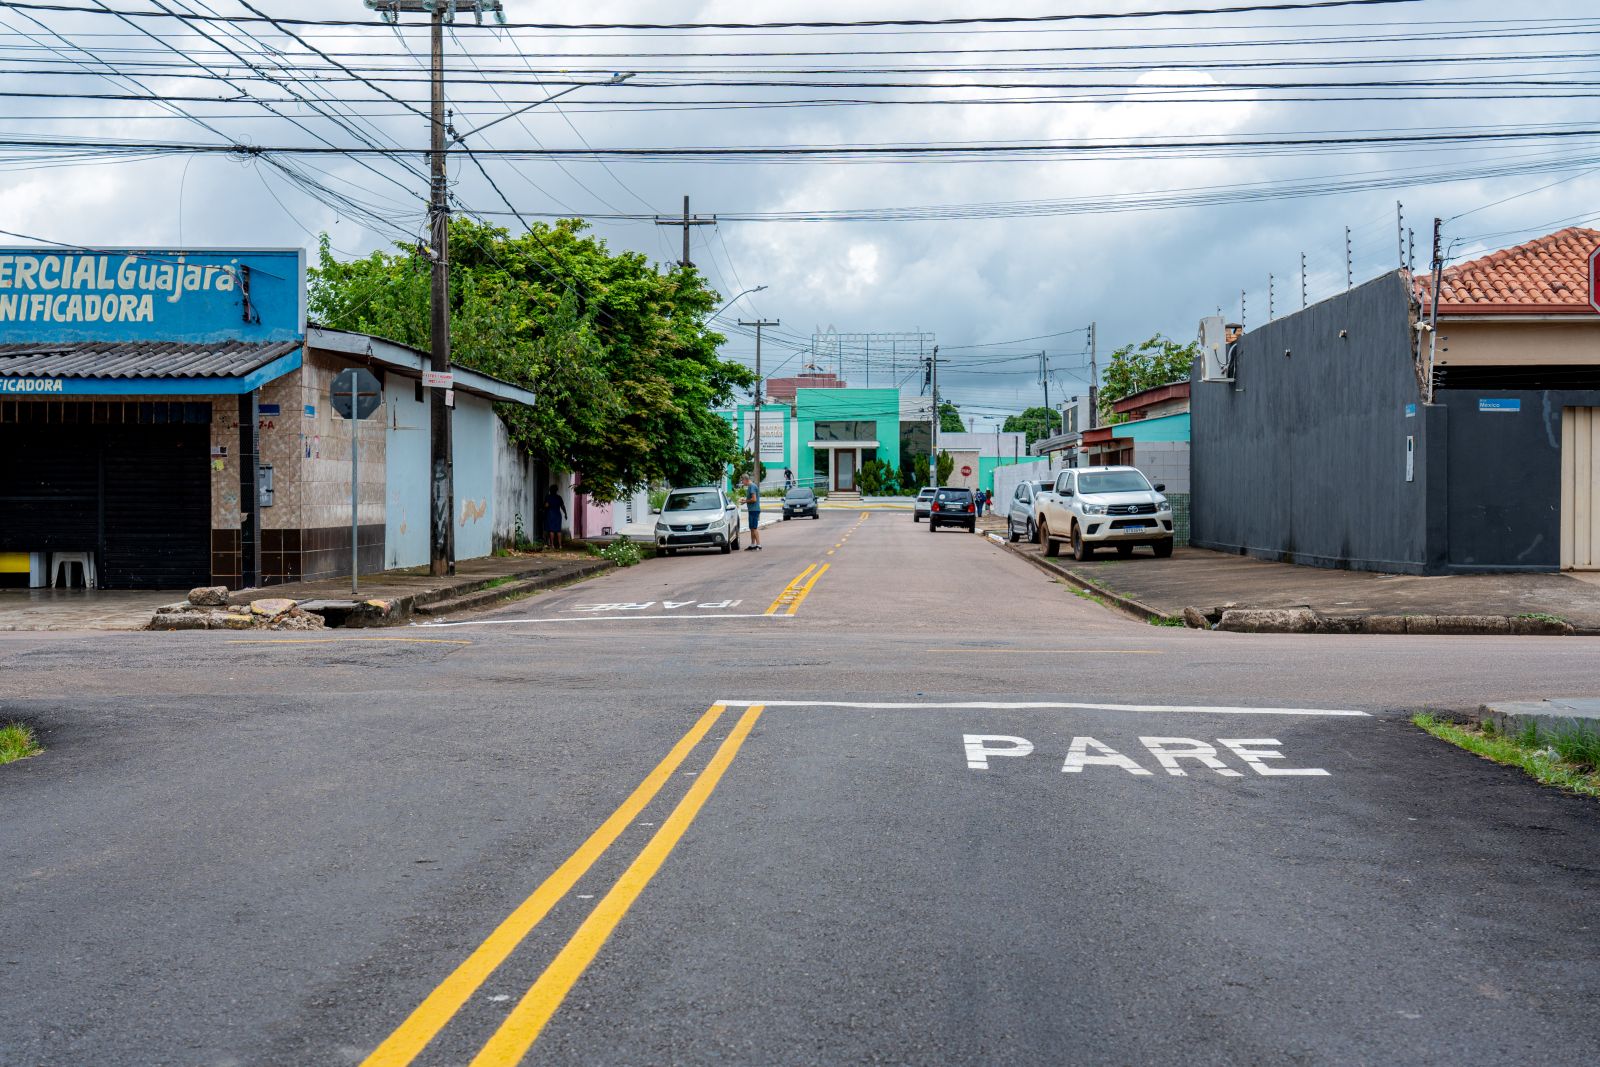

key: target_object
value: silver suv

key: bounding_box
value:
[654,486,742,555]
[1035,466,1174,560]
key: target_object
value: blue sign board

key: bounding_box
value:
[1405,403,1416,418]
[1478,398,1522,414]
[0,247,305,345]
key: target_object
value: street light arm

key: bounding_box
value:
[707,284,767,321]
[454,72,635,142]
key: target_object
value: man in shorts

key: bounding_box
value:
[743,475,763,551]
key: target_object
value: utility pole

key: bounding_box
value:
[1301,252,1308,309]
[1039,349,1050,417]
[1088,322,1098,430]
[366,0,503,577]
[1269,274,1276,321]
[1345,226,1353,290]
[739,318,779,489]
[655,194,716,269]
[930,345,940,472]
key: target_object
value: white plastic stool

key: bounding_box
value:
[49,551,96,589]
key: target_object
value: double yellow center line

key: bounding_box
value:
[361,702,763,1067]
[764,562,830,615]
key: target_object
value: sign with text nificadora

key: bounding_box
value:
[1589,245,1600,314]
[422,369,454,389]
[0,247,305,345]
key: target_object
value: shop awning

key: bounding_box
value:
[0,339,301,395]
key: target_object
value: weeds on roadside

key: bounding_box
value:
[1148,615,1185,627]
[595,540,643,567]
[0,722,42,766]
[1412,713,1600,799]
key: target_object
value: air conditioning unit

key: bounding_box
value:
[1198,315,1233,382]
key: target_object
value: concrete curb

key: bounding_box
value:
[1474,698,1600,739]
[413,559,615,619]
[998,540,1171,625]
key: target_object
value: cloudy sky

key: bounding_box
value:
[4,0,1599,426]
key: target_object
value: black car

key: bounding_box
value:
[928,486,977,533]
[782,487,820,519]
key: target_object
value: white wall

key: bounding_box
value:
[1134,441,1191,494]
[992,456,1068,508]
[384,374,429,569]
[493,413,538,550]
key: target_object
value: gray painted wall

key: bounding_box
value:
[1438,388,1600,570]
[1190,272,1433,573]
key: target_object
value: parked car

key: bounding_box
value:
[1005,479,1051,544]
[783,487,820,520]
[912,486,936,522]
[654,486,742,555]
[928,486,977,533]
[1034,466,1174,560]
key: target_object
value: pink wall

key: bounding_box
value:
[573,494,614,538]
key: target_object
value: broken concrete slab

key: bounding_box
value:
[1216,607,1321,633]
[187,586,228,607]
[248,598,296,618]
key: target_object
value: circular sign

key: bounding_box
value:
[961,465,973,477]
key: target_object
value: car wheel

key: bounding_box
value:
[913,514,920,523]
[1153,539,1174,559]
[721,541,732,554]
[1042,522,1059,556]
[1116,543,1134,558]
[1007,518,1019,543]
[1027,519,1037,544]
[731,533,740,550]
[783,514,791,521]
[928,520,937,533]
[1072,524,1093,561]
[663,548,676,557]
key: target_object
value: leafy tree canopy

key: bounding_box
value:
[1099,334,1198,425]
[938,401,966,433]
[1002,405,1063,446]
[307,218,756,501]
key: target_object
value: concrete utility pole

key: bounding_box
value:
[1345,226,1353,290]
[930,345,940,474]
[1088,322,1098,430]
[366,0,504,577]
[1301,252,1308,309]
[1039,350,1050,418]
[1427,217,1443,405]
[740,318,779,489]
[655,195,716,269]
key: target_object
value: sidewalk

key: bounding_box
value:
[0,552,613,632]
[1003,542,1600,634]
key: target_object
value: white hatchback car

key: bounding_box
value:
[655,486,742,555]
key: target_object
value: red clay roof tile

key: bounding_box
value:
[1416,226,1600,314]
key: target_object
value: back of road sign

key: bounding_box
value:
[330,367,382,419]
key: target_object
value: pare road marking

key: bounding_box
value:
[567,600,743,613]
[417,612,790,628]
[963,734,1330,777]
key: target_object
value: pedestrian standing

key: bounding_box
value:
[544,483,568,551]
[743,475,763,551]
[784,467,794,491]
[975,489,985,517]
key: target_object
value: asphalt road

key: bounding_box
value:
[3,506,1598,1066]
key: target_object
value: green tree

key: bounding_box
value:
[308,219,756,501]
[936,450,955,485]
[1098,334,1198,425]
[939,401,965,433]
[1002,405,1063,446]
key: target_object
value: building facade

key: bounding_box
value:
[1190,228,1600,574]
[0,247,537,591]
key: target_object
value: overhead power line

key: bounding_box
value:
[0,1,1426,31]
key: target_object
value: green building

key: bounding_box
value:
[726,387,933,492]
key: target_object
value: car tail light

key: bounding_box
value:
[967,504,975,513]
[932,503,940,512]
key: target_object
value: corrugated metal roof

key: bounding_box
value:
[0,339,299,379]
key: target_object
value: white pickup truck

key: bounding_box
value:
[1034,465,1175,561]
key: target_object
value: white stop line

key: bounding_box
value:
[714,699,1369,717]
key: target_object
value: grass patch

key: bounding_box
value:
[482,575,519,589]
[1412,712,1600,800]
[1516,612,1568,625]
[0,722,43,766]
[1148,614,1186,627]
[1073,587,1110,609]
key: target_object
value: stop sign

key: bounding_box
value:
[1590,245,1600,314]
[961,465,973,477]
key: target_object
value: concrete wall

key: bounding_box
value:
[451,394,496,561]
[1438,319,1600,367]
[384,372,429,569]
[492,413,537,549]
[1190,271,1432,573]
[992,457,1067,512]
[797,387,902,483]
[1436,387,1600,570]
